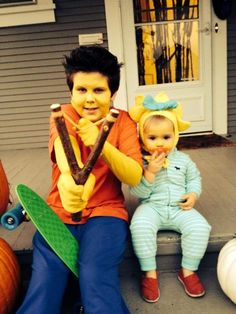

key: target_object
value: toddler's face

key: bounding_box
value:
[71,72,113,122]
[142,118,175,155]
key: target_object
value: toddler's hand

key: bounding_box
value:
[144,151,166,183]
[179,192,198,210]
[147,151,166,175]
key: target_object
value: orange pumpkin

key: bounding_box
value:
[0,160,10,216]
[0,238,21,314]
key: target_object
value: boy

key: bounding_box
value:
[129,92,211,303]
[17,45,143,314]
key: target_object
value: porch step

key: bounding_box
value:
[14,227,232,273]
[123,231,232,270]
[14,229,233,310]
[14,248,235,314]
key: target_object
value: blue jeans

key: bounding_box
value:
[16,217,130,314]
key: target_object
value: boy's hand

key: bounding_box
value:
[77,118,99,147]
[57,172,96,213]
[179,192,198,210]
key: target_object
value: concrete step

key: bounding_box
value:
[15,243,233,314]
[7,216,236,312]
[14,227,232,294]
[14,232,224,291]
[16,259,236,314]
[123,232,230,271]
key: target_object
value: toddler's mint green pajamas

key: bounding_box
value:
[130,149,211,271]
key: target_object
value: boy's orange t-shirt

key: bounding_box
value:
[47,104,142,224]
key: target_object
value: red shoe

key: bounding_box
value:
[141,276,160,303]
[177,270,205,297]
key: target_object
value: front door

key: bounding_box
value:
[120,0,212,134]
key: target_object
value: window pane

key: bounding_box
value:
[0,0,36,6]
[136,21,199,85]
[133,0,199,23]
[133,0,199,85]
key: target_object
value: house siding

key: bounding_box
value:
[0,0,107,150]
[227,2,236,136]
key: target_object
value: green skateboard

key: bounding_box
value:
[1,184,79,277]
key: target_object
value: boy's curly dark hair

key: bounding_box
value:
[63,45,123,96]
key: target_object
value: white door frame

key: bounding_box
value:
[105,0,227,134]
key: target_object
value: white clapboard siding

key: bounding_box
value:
[227,2,236,135]
[0,0,107,150]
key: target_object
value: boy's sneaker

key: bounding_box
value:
[177,269,205,297]
[141,276,160,303]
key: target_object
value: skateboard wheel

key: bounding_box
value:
[1,203,25,230]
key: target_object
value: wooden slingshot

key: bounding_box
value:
[51,104,119,221]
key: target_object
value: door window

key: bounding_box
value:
[133,0,199,85]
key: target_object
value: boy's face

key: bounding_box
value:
[71,72,114,122]
[142,118,175,154]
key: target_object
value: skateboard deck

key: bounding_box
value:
[16,184,79,277]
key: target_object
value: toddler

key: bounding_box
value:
[129,92,211,303]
